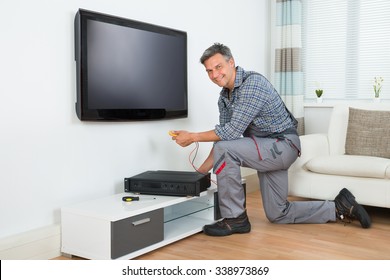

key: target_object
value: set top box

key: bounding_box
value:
[124,170,211,197]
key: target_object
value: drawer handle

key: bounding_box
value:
[132,218,151,226]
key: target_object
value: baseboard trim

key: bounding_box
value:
[0,224,61,260]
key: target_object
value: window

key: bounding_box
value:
[302,0,390,100]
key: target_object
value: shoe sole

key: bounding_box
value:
[338,188,371,228]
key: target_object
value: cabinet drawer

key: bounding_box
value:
[111,208,163,259]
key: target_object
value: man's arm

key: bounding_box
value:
[172,129,220,147]
[197,147,214,174]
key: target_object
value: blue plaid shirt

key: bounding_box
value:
[215,66,296,140]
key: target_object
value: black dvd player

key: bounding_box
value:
[124,170,211,196]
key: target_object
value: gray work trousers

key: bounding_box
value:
[213,134,336,224]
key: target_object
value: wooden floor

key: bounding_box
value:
[55,187,390,260]
[132,191,390,260]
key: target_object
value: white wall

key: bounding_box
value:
[304,105,333,134]
[0,0,269,239]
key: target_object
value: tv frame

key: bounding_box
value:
[74,9,188,121]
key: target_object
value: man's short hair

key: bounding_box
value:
[200,43,233,64]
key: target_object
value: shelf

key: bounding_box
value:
[61,190,214,221]
[61,188,217,259]
[164,195,214,223]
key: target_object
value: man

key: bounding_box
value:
[171,43,371,236]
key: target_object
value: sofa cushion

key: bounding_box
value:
[345,108,390,158]
[305,155,390,179]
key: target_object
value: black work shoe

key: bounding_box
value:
[203,211,251,236]
[334,188,371,228]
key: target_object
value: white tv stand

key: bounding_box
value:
[61,186,217,259]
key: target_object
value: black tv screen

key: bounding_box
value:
[74,9,188,121]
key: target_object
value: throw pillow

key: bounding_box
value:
[345,108,390,158]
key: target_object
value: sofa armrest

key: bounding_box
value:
[289,133,329,172]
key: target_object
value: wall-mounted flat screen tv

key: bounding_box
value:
[74,9,188,121]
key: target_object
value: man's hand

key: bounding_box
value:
[169,129,220,147]
[171,130,195,147]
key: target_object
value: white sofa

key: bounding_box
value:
[288,103,390,208]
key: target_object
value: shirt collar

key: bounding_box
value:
[220,66,245,98]
[233,66,245,88]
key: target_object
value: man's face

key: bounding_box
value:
[203,53,235,90]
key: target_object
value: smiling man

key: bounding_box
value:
[171,43,371,236]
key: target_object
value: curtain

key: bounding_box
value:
[273,0,304,135]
